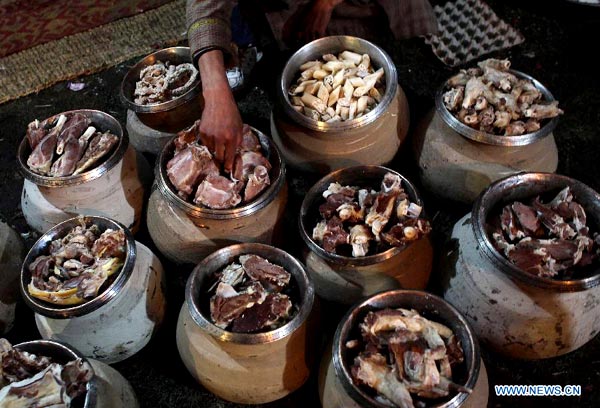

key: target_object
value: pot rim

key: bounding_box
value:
[472,172,600,291]
[332,289,480,408]
[155,126,286,220]
[17,109,128,188]
[185,243,315,345]
[14,339,98,407]
[299,165,426,266]
[435,69,559,146]
[278,35,398,132]
[119,46,201,114]
[20,215,137,318]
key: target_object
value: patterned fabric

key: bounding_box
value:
[0,0,171,58]
[424,0,525,67]
[186,0,438,63]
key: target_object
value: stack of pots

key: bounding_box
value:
[176,243,316,404]
[147,127,288,264]
[413,70,559,203]
[14,339,138,407]
[0,221,24,334]
[441,172,600,358]
[271,36,410,174]
[18,109,150,234]
[319,290,489,408]
[120,46,204,154]
[300,165,433,304]
[21,216,166,363]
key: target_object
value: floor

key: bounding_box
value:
[0,0,599,407]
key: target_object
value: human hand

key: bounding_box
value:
[297,0,344,43]
[197,50,243,172]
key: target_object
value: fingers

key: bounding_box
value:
[224,142,236,173]
[214,141,225,164]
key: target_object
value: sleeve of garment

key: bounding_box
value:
[374,0,439,39]
[186,0,238,66]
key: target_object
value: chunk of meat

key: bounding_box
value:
[231,151,271,182]
[167,144,219,199]
[322,216,349,253]
[319,192,355,219]
[210,281,267,329]
[239,125,261,152]
[194,174,243,209]
[349,224,373,257]
[27,114,67,175]
[73,131,119,175]
[244,165,270,203]
[511,201,540,236]
[239,255,291,291]
[500,205,525,241]
[92,229,126,258]
[174,121,200,153]
[56,113,91,155]
[49,126,96,177]
[365,192,398,240]
[230,293,292,333]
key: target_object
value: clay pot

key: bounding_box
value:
[413,70,559,203]
[319,290,488,408]
[0,221,24,334]
[176,243,316,404]
[441,173,600,358]
[18,109,150,235]
[14,339,138,407]
[299,166,433,304]
[271,36,409,174]
[147,127,287,264]
[21,216,166,364]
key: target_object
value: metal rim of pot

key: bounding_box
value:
[119,46,201,114]
[20,215,137,319]
[278,35,398,132]
[435,69,559,146]
[185,242,315,345]
[332,289,480,408]
[14,339,98,407]
[299,165,426,267]
[17,109,129,188]
[472,172,600,291]
[155,126,286,220]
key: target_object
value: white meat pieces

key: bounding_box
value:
[348,309,470,408]
[289,50,384,123]
[25,112,118,177]
[208,255,293,333]
[311,173,431,257]
[166,122,272,208]
[27,220,125,306]
[0,339,92,408]
[134,61,198,105]
[443,58,563,136]
[492,187,599,279]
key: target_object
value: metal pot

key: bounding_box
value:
[413,71,559,203]
[147,127,288,264]
[442,172,600,358]
[299,165,433,304]
[0,221,24,334]
[319,290,488,408]
[271,35,409,174]
[13,339,138,407]
[21,216,166,363]
[176,243,316,404]
[120,46,203,135]
[18,109,150,234]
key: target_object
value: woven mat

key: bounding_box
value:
[0,0,186,105]
[424,0,525,67]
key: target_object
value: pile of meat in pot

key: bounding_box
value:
[347,308,470,408]
[28,219,126,306]
[312,173,431,257]
[134,61,198,105]
[207,255,295,333]
[491,186,600,279]
[443,58,563,136]
[289,50,384,122]
[167,123,272,209]
[0,339,92,407]
[26,113,118,177]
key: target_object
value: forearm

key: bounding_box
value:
[198,50,231,93]
[186,0,238,65]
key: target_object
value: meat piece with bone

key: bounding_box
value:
[244,165,271,203]
[232,151,271,182]
[239,254,291,291]
[210,281,267,329]
[167,144,219,199]
[26,114,67,175]
[56,113,91,155]
[365,192,398,240]
[239,124,261,152]
[230,293,292,333]
[349,224,373,257]
[73,130,119,175]
[194,174,243,209]
[49,126,96,177]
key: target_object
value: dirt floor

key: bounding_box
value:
[0,0,599,407]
